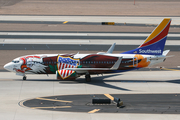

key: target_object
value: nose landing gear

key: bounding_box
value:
[23,76,26,80]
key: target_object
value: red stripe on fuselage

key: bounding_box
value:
[65,64,68,69]
[20,57,26,64]
[58,63,61,70]
[33,56,41,58]
[62,63,65,69]
[60,70,63,76]
[63,70,66,78]
[65,70,69,77]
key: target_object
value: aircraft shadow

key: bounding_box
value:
[14,79,58,82]
[13,73,180,91]
[57,74,131,91]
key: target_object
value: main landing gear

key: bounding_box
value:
[85,74,91,82]
[23,76,26,80]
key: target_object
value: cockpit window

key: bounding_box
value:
[12,61,19,63]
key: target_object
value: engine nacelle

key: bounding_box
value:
[56,71,76,80]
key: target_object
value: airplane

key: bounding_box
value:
[4,18,172,82]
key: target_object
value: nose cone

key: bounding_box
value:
[4,62,13,72]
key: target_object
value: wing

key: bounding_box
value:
[64,57,122,73]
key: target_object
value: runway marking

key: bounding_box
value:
[63,21,68,24]
[88,109,100,113]
[104,94,114,101]
[161,68,180,71]
[1,32,179,37]
[31,106,71,109]
[2,39,179,45]
[36,97,72,103]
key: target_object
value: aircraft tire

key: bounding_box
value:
[85,74,91,82]
[23,76,26,80]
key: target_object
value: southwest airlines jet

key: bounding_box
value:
[4,18,171,82]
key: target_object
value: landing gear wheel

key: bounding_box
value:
[23,76,26,80]
[85,74,91,82]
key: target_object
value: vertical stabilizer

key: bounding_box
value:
[122,18,171,55]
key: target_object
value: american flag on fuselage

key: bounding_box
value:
[57,55,80,79]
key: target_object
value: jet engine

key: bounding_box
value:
[56,71,76,80]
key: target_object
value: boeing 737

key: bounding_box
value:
[4,18,172,82]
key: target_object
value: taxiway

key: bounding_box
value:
[0,2,180,119]
[0,71,180,119]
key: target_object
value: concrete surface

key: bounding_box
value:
[0,16,180,25]
[21,94,180,114]
[0,0,180,119]
[0,0,180,16]
[0,71,180,120]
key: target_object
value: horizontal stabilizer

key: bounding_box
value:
[149,55,174,60]
[163,50,170,56]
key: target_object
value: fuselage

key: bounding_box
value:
[4,53,165,80]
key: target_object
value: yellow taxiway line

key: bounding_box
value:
[104,94,114,101]
[36,97,72,103]
[88,109,100,113]
[161,68,180,71]
[31,106,71,109]
[63,21,68,24]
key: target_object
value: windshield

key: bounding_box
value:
[12,61,19,63]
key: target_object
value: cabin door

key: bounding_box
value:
[133,57,138,67]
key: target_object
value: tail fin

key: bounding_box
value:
[122,18,171,55]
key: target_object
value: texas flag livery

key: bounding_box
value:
[57,55,80,79]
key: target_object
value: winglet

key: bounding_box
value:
[97,43,116,54]
[107,43,116,54]
[110,57,122,70]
